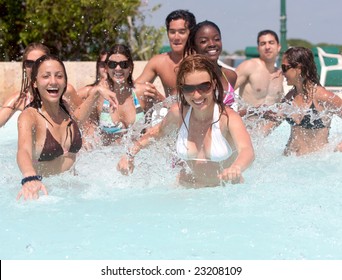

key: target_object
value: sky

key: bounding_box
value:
[142,0,342,54]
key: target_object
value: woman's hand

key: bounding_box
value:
[117,155,135,175]
[334,141,342,152]
[218,165,244,184]
[17,181,48,200]
[135,82,165,103]
[90,86,118,109]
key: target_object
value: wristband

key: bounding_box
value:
[21,175,43,185]
[126,151,135,160]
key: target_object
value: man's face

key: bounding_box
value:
[167,19,190,54]
[257,34,281,62]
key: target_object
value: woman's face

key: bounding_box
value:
[106,53,131,84]
[33,60,66,104]
[98,53,108,80]
[281,56,299,86]
[194,25,222,62]
[25,49,47,81]
[182,70,214,109]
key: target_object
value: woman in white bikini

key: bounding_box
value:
[117,54,254,187]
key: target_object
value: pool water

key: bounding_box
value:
[0,112,341,260]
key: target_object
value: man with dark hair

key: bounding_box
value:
[235,29,284,135]
[135,9,196,113]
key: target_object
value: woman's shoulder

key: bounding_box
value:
[315,85,335,98]
[223,106,240,118]
[222,67,237,83]
[315,85,342,105]
[221,106,244,125]
[18,107,38,124]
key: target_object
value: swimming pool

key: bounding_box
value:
[0,112,341,260]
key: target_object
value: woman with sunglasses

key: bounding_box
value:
[0,42,82,128]
[265,47,342,155]
[117,54,254,187]
[89,44,144,145]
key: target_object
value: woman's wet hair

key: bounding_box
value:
[284,47,320,91]
[177,54,225,109]
[29,54,68,114]
[87,49,108,87]
[105,44,134,88]
[15,43,51,108]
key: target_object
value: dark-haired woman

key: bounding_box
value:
[16,54,117,200]
[267,47,342,155]
[186,20,237,107]
[0,42,82,128]
[79,44,144,145]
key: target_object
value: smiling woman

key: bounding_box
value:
[16,54,118,200]
[117,54,254,187]
[185,20,237,107]
[0,43,83,129]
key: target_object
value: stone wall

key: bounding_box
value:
[0,61,164,104]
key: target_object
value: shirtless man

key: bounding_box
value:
[235,30,284,135]
[134,9,196,113]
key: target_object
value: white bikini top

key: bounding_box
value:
[176,104,233,162]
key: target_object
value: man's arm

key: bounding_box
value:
[135,55,165,112]
[235,59,254,90]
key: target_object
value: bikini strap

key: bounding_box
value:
[221,69,229,83]
[37,108,53,128]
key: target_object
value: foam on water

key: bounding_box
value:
[0,111,342,260]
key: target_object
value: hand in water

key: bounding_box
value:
[334,142,342,152]
[17,181,48,200]
[117,155,134,175]
[218,165,244,184]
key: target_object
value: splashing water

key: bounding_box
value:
[0,107,342,260]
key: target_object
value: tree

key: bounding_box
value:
[0,0,26,61]
[287,39,312,49]
[0,0,165,61]
[124,3,165,60]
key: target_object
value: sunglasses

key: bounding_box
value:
[181,81,212,94]
[281,64,293,73]
[98,61,106,68]
[23,60,35,68]
[107,60,130,69]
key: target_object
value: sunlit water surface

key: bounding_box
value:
[0,112,341,260]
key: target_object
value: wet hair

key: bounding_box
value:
[29,54,69,115]
[284,47,321,92]
[185,20,221,56]
[257,30,279,45]
[14,43,51,108]
[165,9,196,32]
[176,54,225,112]
[105,44,134,88]
[89,49,108,86]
